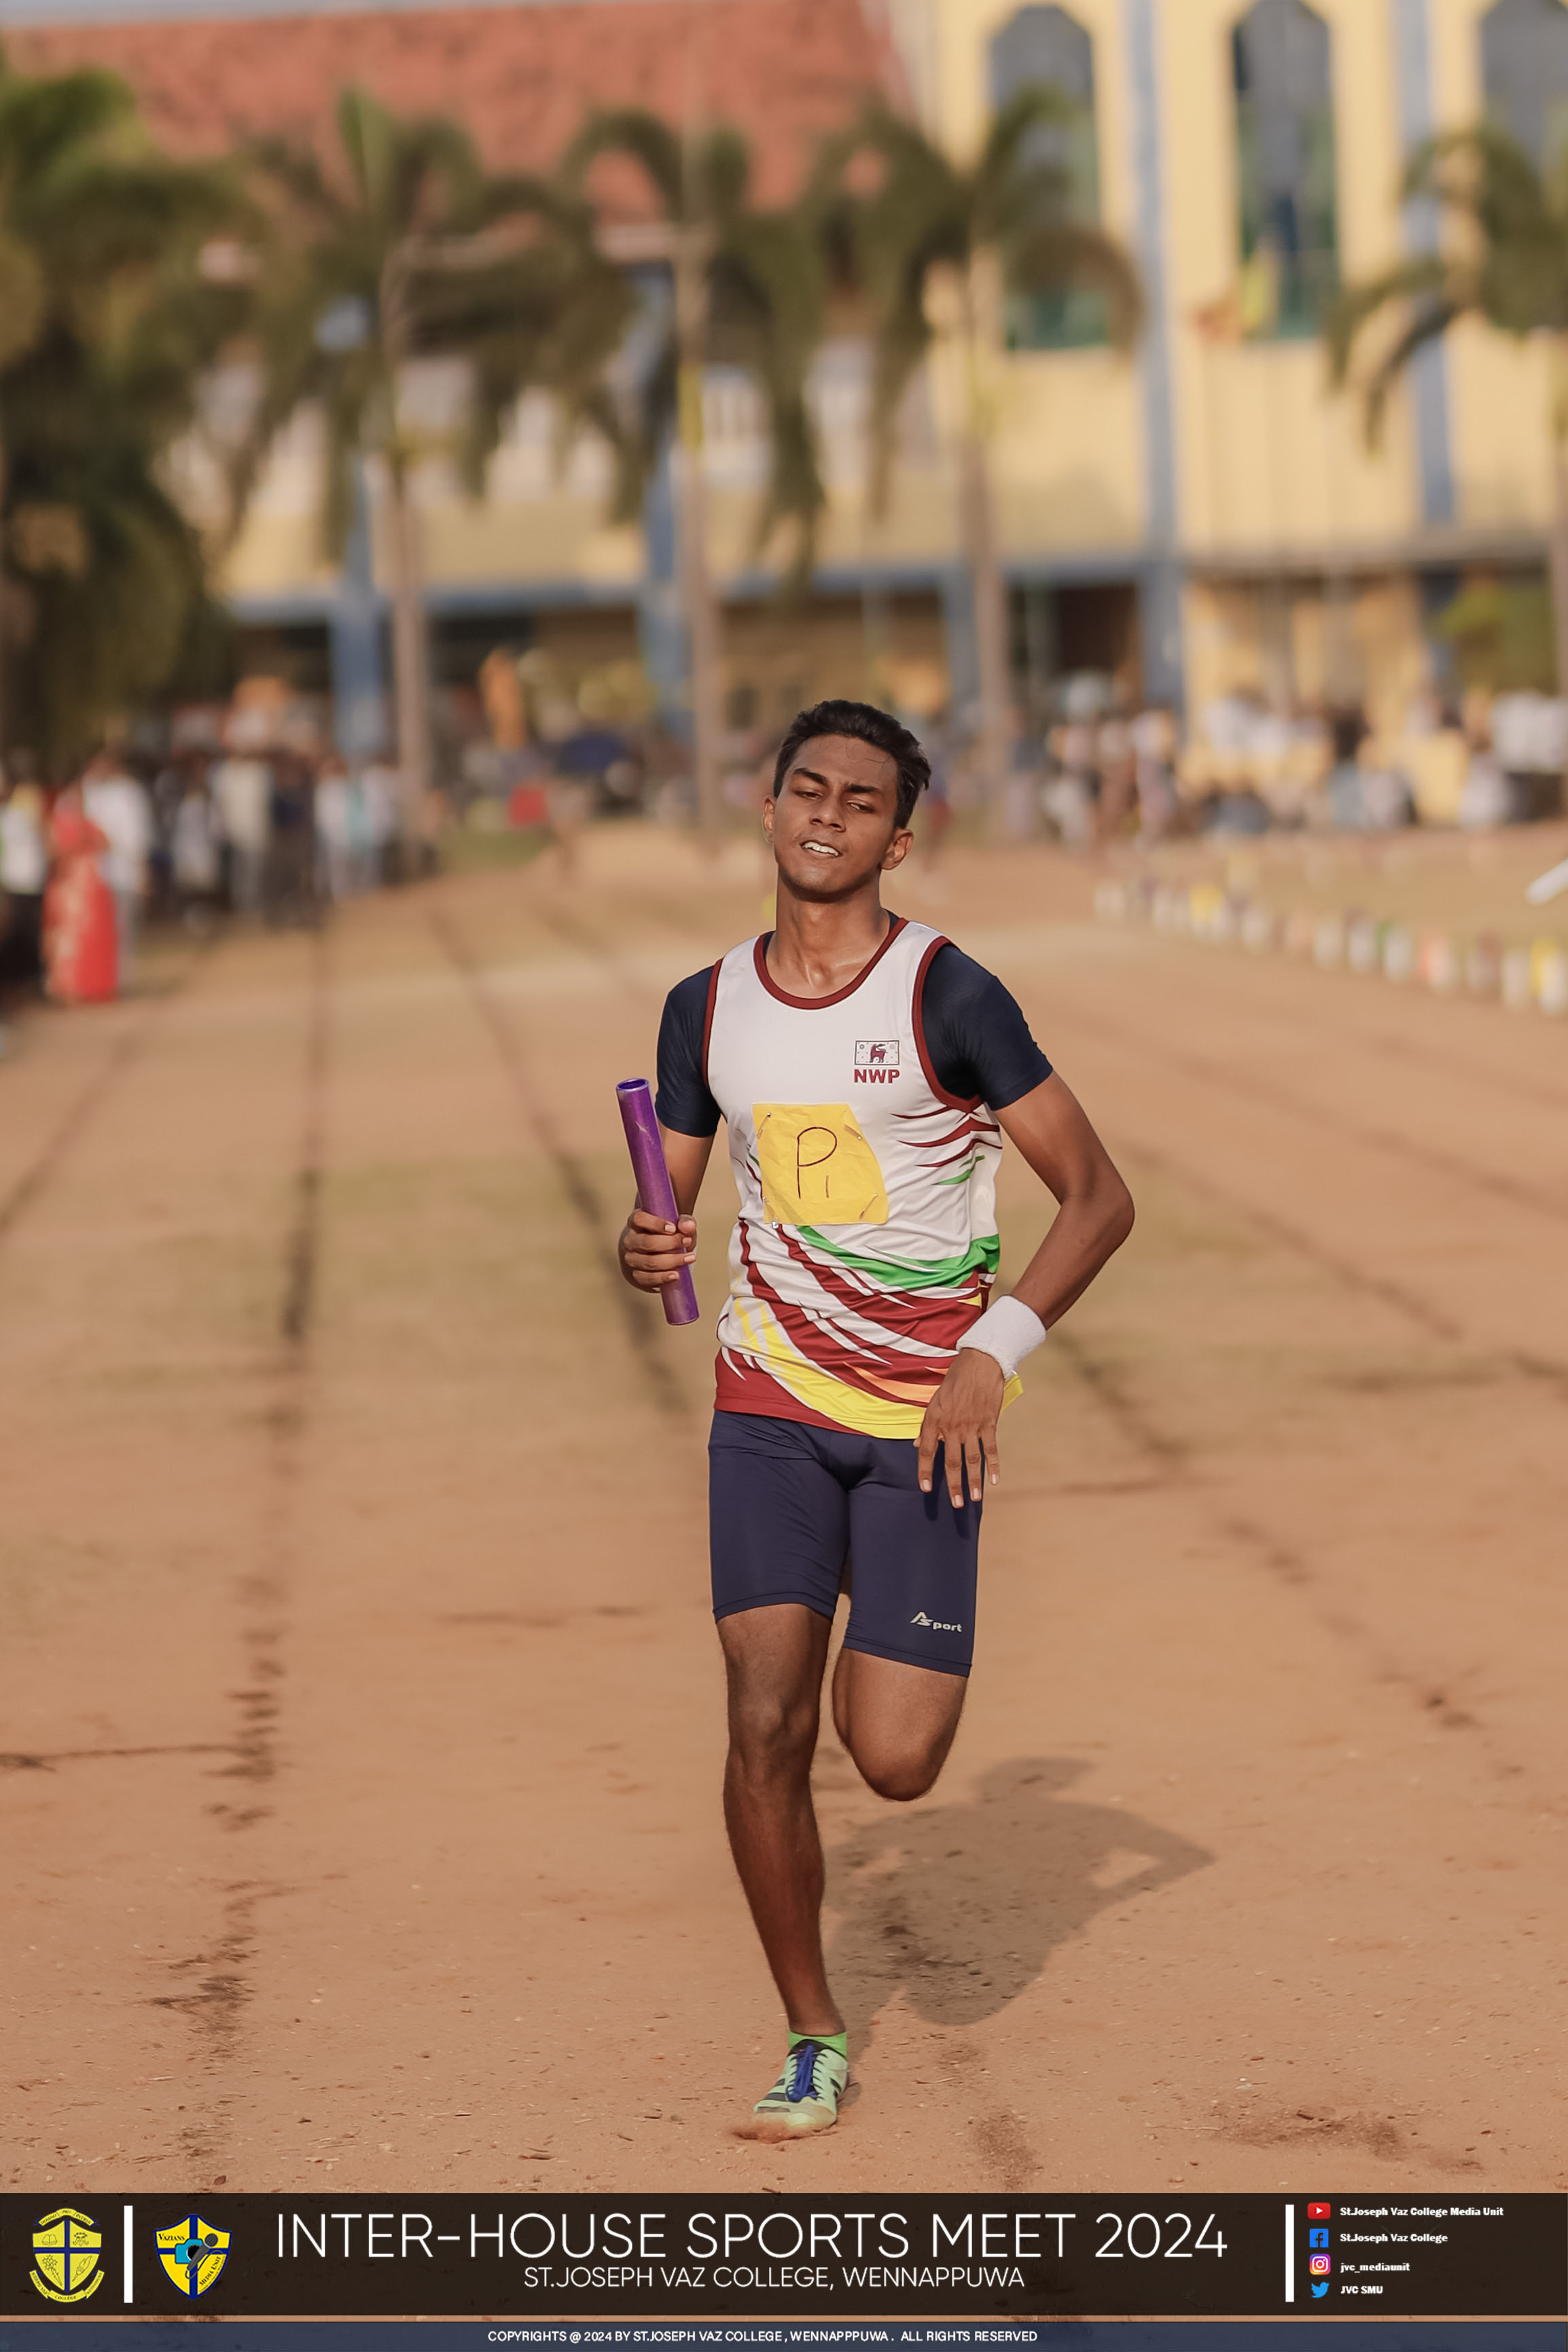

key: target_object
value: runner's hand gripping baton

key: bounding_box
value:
[616,1078,701,1327]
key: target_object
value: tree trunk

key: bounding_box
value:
[675,233,722,837]
[379,246,434,869]
[1551,437,1568,802]
[385,463,433,869]
[961,256,1011,840]
[961,429,1010,837]
[0,427,7,771]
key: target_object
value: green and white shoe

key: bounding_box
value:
[747,2037,849,2139]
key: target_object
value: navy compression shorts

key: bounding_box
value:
[708,1410,980,1677]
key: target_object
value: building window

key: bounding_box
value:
[1481,0,1568,170]
[988,5,1104,349]
[1231,0,1338,340]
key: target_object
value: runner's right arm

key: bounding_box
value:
[618,1133,712,1290]
[618,967,719,1292]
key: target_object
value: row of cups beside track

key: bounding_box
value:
[1092,874,1568,1018]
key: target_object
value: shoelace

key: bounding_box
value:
[786,2042,823,2103]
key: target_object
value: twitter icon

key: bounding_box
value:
[1312,2283,1330,2300]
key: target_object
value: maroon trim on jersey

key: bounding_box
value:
[714,1353,843,1431]
[751,914,908,1009]
[699,959,721,1091]
[912,934,981,1110]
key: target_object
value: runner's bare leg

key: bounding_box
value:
[719,1605,842,2035]
[719,1609,970,2036]
[832,1647,967,1801]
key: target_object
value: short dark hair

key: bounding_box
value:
[770,699,930,830]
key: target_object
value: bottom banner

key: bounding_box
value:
[2,2194,1563,2322]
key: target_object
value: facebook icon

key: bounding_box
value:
[1309,2228,1330,2247]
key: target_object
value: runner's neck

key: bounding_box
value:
[766,889,894,1001]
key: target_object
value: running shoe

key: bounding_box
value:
[747,2038,849,2138]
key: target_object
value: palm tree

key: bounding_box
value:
[7,308,232,772]
[821,90,1142,821]
[561,109,830,833]
[235,87,630,849]
[0,48,243,765]
[1330,122,1568,709]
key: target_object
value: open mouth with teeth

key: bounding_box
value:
[801,840,841,856]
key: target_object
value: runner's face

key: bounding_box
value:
[764,736,911,899]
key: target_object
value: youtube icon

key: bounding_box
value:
[1308,2203,1331,2220]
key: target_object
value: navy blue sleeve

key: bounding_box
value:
[654,966,721,1136]
[921,942,1052,1108]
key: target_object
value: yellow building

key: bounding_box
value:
[201,0,1568,743]
[889,0,1568,741]
[16,0,1567,747]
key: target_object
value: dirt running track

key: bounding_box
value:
[3,832,1564,2200]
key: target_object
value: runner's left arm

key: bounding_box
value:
[912,955,1134,1503]
[916,1024,1133,1508]
[993,1073,1135,1328]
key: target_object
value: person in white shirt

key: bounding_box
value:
[82,751,152,988]
[172,777,221,919]
[314,755,359,901]
[359,761,400,885]
[210,753,272,913]
[1,776,49,990]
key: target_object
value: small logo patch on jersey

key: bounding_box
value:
[854,1039,899,1083]
[911,1609,963,1633]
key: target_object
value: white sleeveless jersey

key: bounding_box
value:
[704,917,1014,1438]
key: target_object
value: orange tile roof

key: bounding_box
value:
[10,1,895,206]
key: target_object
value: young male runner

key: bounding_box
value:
[619,700,1133,2139]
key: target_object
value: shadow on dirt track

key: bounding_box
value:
[823,1756,1213,2039]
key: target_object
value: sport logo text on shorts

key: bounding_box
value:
[911,1609,963,1633]
[854,1039,899,1083]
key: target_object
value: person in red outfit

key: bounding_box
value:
[43,789,118,1005]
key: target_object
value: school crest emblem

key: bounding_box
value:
[30,2207,104,2302]
[156,2213,230,2297]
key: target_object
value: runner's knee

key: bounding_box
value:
[850,1739,944,1803]
[726,1685,818,1777]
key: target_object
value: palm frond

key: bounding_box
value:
[1361,293,1462,444]
[697,124,751,224]
[560,107,685,219]
[1005,216,1142,345]
[713,200,827,580]
[974,82,1074,217]
[1325,254,1448,385]
[1332,120,1568,443]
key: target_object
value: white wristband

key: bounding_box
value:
[956,1294,1047,1381]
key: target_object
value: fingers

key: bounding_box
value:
[919,1417,988,1508]
[916,1406,940,1495]
[949,1425,994,1508]
[620,1209,697,1291]
[628,1207,692,1238]
[918,1357,1003,1506]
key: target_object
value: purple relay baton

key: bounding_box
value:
[616,1078,701,1327]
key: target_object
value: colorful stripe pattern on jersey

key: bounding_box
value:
[705,917,1019,1439]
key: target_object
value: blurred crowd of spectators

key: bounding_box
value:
[984,679,1568,847]
[6,653,1562,1021]
[0,734,417,1012]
